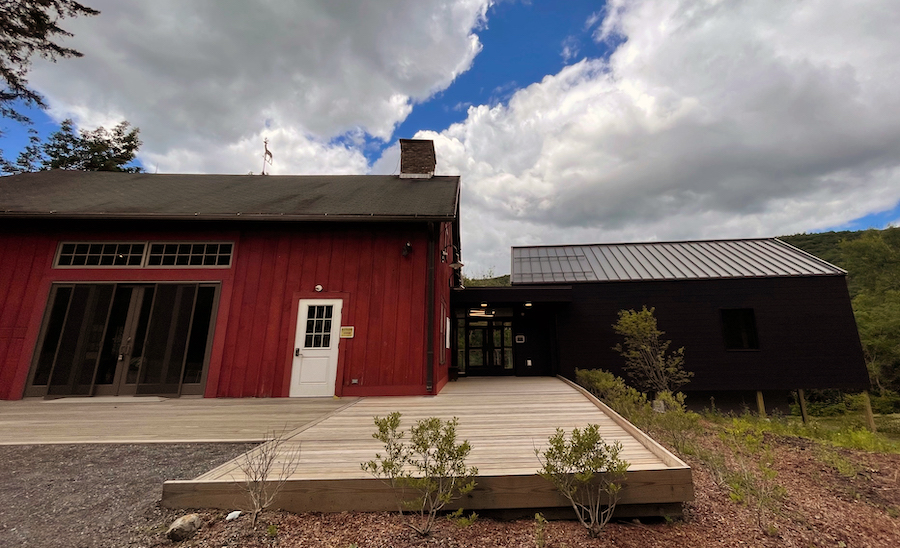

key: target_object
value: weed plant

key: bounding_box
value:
[718,419,787,534]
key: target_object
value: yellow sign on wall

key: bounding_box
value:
[340,326,355,338]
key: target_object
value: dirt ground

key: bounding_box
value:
[1,426,899,547]
[0,443,254,548]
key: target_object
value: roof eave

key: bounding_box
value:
[0,212,457,222]
[511,272,848,285]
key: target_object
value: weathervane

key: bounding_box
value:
[262,138,274,175]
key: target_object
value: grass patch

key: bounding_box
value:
[704,411,900,453]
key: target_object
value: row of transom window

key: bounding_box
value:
[55,242,233,268]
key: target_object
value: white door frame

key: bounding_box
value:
[289,298,343,397]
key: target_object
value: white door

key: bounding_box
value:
[290,299,342,397]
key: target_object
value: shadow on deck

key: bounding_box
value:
[162,377,693,516]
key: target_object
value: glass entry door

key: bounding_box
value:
[457,318,514,375]
[26,283,217,397]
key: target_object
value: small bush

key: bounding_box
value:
[536,425,629,538]
[653,391,701,456]
[575,368,654,429]
[361,412,477,536]
[576,368,701,456]
[234,427,302,527]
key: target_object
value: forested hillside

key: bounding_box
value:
[781,228,900,393]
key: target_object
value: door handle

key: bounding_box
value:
[295,348,301,357]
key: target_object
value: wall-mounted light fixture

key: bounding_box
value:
[441,243,464,269]
[401,241,412,256]
[524,302,533,308]
[480,302,488,308]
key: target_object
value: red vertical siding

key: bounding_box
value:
[0,235,49,399]
[0,219,449,399]
[214,223,435,397]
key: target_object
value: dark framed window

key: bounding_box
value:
[55,241,233,268]
[146,242,233,267]
[721,308,759,350]
[57,242,145,267]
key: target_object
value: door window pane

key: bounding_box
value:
[137,284,196,394]
[126,287,155,384]
[182,286,216,384]
[32,287,74,386]
[304,305,333,348]
[94,287,133,385]
[468,349,483,367]
[48,285,114,396]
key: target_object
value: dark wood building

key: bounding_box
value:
[0,140,461,400]
[452,239,870,403]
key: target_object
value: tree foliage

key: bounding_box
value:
[612,306,692,393]
[782,228,900,393]
[2,118,142,173]
[0,1,99,123]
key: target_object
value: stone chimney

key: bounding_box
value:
[399,139,436,179]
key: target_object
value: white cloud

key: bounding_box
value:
[30,0,490,173]
[20,0,900,276]
[424,0,900,273]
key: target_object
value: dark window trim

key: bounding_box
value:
[720,308,761,351]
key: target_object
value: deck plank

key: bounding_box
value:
[165,377,693,514]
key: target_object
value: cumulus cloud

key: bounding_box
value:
[30,0,490,173]
[21,0,900,275]
[426,0,900,272]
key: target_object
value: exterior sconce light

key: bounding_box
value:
[402,242,412,256]
[524,302,533,308]
[441,243,462,265]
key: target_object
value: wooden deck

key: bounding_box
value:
[0,396,355,444]
[162,377,693,516]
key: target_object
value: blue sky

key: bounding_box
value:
[3,0,900,273]
[392,1,612,147]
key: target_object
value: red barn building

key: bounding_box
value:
[0,140,460,400]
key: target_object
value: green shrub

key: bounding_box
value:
[653,391,701,456]
[536,425,629,538]
[575,368,654,429]
[576,368,701,456]
[361,412,478,536]
[870,390,900,414]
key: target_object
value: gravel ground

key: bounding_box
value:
[0,443,255,548]
[2,427,899,547]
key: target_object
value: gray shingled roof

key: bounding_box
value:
[511,239,846,284]
[0,170,459,221]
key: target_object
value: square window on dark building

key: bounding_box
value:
[721,308,759,350]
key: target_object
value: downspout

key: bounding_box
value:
[426,222,436,393]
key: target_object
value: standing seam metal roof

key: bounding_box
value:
[511,239,845,284]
